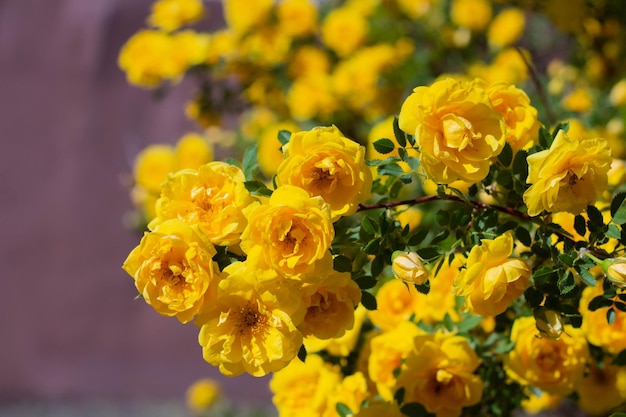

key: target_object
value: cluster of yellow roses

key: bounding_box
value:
[118,1,626,416]
[124,126,372,377]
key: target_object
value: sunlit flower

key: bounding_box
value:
[147,0,204,32]
[186,378,221,415]
[391,251,429,285]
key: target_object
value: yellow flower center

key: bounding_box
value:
[236,302,267,336]
[535,344,559,371]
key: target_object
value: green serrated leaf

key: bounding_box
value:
[364,238,381,255]
[244,180,273,197]
[333,255,353,273]
[612,350,626,366]
[613,193,626,225]
[512,150,529,178]
[414,282,430,295]
[607,223,622,240]
[378,162,405,177]
[587,205,604,229]
[374,138,395,154]
[498,142,513,167]
[515,227,532,247]
[524,287,544,308]
[355,275,377,289]
[277,129,291,146]
[574,215,587,237]
[557,271,576,295]
[588,295,613,311]
[400,402,429,417]
[242,144,259,180]
[577,266,598,287]
[336,403,352,417]
[456,315,483,333]
[394,387,406,405]
[361,291,378,310]
[393,116,407,148]
[297,344,307,362]
[371,255,385,278]
[416,246,441,261]
[607,307,617,324]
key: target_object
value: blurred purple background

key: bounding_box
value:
[0,0,272,407]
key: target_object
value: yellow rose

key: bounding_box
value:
[172,30,211,67]
[122,219,219,323]
[288,46,331,79]
[257,121,299,178]
[147,0,204,32]
[277,0,318,38]
[368,322,423,400]
[287,74,338,121]
[175,132,213,169]
[454,232,531,316]
[321,7,368,57]
[607,259,626,288]
[486,82,540,152]
[415,254,463,324]
[610,79,626,107]
[391,251,429,285]
[398,78,506,184]
[562,87,593,113]
[118,29,187,88]
[198,260,303,377]
[394,331,483,417]
[240,185,334,278]
[523,130,612,216]
[151,162,257,247]
[580,282,626,354]
[487,8,525,48]
[186,378,221,415]
[368,279,419,331]
[298,267,362,339]
[450,0,492,31]
[503,316,589,395]
[276,126,372,220]
[304,305,368,357]
[222,0,273,36]
[133,144,177,194]
[270,354,342,417]
[396,0,434,20]
[322,372,371,417]
[577,363,626,416]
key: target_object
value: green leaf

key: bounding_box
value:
[611,192,626,224]
[393,116,407,148]
[394,387,406,405]
[498,142,513,167]
[574,215,587,237]
[456,315,483,333]
[607,223,621,240]
[373,138,395,154]
[371,255,385,278]
[400,402,429,417]
[588,295,613,311]
[361,291,378,310]
[414,282,430,295]
[242,144,259,180]
[416,246,441,261]
[378,163,405,177]
[557,271,576,295]
[612,350,626,366]
[277,129,291,146]
[243,180,272,197]
[364,238,381,254]
[608,413,626,417]
[496,169,513,187]
[333,255,352,273]
[524,287,544,308]
[134,293,144,300]
[587,205,604,229]
[607,307,617,325]
[577,266,598,287]
[355,275,377,289]
[512,150,529,177]
[515,227,532,247]
[336,403,352,417]
[297,344,307,362]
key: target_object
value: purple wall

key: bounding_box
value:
[0,0,272,404]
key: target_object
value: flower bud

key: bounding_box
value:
[391,251,429,285]
[607,260,626,288]
[534,307,564,341]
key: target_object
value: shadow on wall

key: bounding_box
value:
[0,0,273,406]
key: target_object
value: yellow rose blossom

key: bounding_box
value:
[577,363,626,416]
[521,390,562,415]
[454,232,531,316]
[562,87,593,113]
[298,268,362,339]
[118,29,188,88]
[394,331,483,417]
[198,260,303,377]
[322,372,371,417]
[415,254,463,324]
[147,0,204,32]
[487,8,526,48]
[257,121,298,178]
[396,206,423,231]
[186,378,221,415]
[239,26,292,67]
[391,251,429,285]
[222,0,273,36]
[610,79,626,107]
[288,46,331,79]
[151,162,256,247]
[503,316,589,395]
[523,129,612,216]
[396,0,434,20]
[276,126,372,220]
[321,7,368,57]
[607,259,626,288]
[122,219,220,323]
[580,282,626,354]
[270,354,342,417]
[204,29,237,65]
[486,82,540,152]
[277,0,318,38]
[175,133,213,169]
[450,0,492,31]
[398,78,506,184]
[368,279,419,331]
[172,30,211,67]
[133,144,177,194]
[240,185,334,278]
[287,74,338,121]
[304,305,368,357]
[368,321,423,400]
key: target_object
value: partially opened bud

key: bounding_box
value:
[607,260,626,288]
[534,307,564,341]
[391,251,429,285]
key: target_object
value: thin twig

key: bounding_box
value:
[515,46,557,127]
